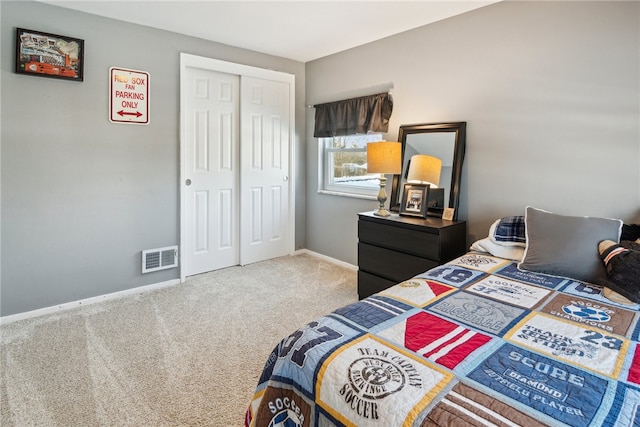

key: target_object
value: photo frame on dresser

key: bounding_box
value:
[399,183,430,218]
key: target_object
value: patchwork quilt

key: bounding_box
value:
[245,253,640,426]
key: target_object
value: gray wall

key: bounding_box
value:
[305,1,640,266]
[0,1,306,316]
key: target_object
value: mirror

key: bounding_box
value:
[390,122,466,220]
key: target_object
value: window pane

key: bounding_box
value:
[331,151,378,189]
[321,133,383,197]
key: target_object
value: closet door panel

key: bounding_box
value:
[240,77,290,265]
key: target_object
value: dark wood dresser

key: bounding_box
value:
[357,211,467,299]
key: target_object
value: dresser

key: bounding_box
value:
[357,211,467,299]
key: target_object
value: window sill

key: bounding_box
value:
[317,189,377,200]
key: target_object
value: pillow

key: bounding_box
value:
[621,223,640,241]
[470,237,525,261]
[621,239,640,251]
[489,216,526,247]
[517,207,622,284]
[598,240,640,304]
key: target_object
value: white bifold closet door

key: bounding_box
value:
[182,60,291,278]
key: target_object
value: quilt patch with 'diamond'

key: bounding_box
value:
[468,343,609,427]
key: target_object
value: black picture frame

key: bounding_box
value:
[399,183,430,218]
[15,28,84,81]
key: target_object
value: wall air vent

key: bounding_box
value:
[142,246,178,273]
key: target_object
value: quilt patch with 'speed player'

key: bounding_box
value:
[468,343,609,427]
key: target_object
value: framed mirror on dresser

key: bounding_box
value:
[390,122,466,220]
[357,122,467,299]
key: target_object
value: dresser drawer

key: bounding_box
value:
[359,220,439,260]
[357,271,396,299]
[358,242,438,283]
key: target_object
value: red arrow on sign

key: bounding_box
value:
[117,110,143,117]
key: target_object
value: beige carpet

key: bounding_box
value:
[0,253,357,426]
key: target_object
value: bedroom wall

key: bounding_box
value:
[0,1,306,316]
[305,1,640,266]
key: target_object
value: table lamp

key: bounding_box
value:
[407,155,442,187]
[367,141,402,216]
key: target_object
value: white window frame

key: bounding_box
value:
[317,134,382,199]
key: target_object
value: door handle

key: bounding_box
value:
[185,179,192,186]
[283,176,289,182]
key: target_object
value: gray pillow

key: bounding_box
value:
[518,207,622,284]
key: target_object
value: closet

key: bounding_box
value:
[179,54,294,279]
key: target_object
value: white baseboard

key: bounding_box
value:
[0,278,181,325]
[1,252,354,325]
[295,249,358,271]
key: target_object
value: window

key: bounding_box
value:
[319,133,383,198]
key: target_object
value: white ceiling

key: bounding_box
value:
[40,1,498,62]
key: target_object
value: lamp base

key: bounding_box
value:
[373,208,391,217]
[373,174,390,217]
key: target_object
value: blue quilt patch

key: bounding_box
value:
[495,263,567,289]
[416,264,485,288]
[258,316,362,398]
[605,382,640,427]
[468,344,609,427]
[562,281,640,310]
[331,296,413,330]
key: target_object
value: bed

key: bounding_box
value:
[245,208,640,426]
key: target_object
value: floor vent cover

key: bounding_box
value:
[142,246,178,273]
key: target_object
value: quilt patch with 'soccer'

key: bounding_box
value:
[316,335,453,427]
[449,253,512,273]
[539,293,637,337]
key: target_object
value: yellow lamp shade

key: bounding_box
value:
[407,154,442,187]
[367,142,402,174]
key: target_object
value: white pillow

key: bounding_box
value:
[470,238,525,262]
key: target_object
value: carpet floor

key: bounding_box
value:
[1,253,357,426]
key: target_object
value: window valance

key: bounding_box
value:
[313,92,393,138]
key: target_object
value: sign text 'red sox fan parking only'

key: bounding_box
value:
[109,67,150,125]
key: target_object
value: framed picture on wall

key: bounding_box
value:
[15,28,84,81]
[399,183,430,218]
